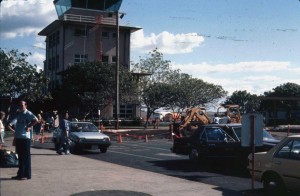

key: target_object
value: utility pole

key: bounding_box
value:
[115,11,120,130]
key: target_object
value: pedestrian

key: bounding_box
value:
[223,112,231,124]
[8,100,38,180]
[213,113,220,124]
[33,113,45,141]
[56,111,70,155]
[0,111,6,149]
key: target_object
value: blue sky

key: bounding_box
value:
[1,0,300,96]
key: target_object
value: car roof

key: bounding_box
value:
[287,134,300,138]
[199,123,241,127]
[70,121,93,124]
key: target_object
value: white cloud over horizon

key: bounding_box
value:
[173,61,300,96]
[131,30,204,54]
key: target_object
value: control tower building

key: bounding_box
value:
[38,0,141,118]
[39,0,141,90]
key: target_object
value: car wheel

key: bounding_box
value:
[263,173,286,196]
[69,141,77,154]
[189,148,199,163]
[100,147,107,153]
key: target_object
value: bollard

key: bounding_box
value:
[41,127,45,144]
[145,135,148,142]
[118,133,123,143]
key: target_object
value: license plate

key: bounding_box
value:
[91,145,98,150]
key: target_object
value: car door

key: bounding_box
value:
[273,139,300,192]
[199,127,239,158]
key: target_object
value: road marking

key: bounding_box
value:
[112,142,171,151]
[155,153,182,157]
[108,150,164,160]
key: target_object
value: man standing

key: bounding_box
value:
[57,111,70,155]
[8,100,38,180]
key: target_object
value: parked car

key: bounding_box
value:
[170,123,280,164]
[52,121,111,153]
[248,135,300,195]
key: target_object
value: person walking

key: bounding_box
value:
[56,111,70,155]
[0,111,6,149]
[8,100,38,180]
[33,113,45,141]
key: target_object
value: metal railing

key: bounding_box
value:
[62,14,116,25]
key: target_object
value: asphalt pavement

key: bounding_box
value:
[0,132,227,196]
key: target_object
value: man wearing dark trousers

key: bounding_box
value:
[8,100,38,180]
[57,111,70,155]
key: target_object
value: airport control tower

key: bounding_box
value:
[39,0,141,119]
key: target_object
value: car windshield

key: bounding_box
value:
[231,126,242,139]
[69,122,99,133]
[204,127,226,141]
[263,130,274,139]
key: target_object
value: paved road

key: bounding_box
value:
[79,139,263,195]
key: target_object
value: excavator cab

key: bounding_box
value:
[173,107,211,137]
[217,104,241,123]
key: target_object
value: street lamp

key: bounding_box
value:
[115,11,124,130]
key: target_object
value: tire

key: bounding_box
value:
[189,148,199,163]
[69,141,78,154]
[263,173,286,196]
[100,147,107,153]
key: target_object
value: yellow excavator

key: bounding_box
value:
[217,104,241,124]
[172,105,241,137]
[173,107,211,137]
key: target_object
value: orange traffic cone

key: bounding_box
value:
[118,133,123,143]
[145,135,148,142]
[41,128,45,144]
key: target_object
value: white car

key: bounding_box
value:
[248,135,300,195]
[52,122,111,153]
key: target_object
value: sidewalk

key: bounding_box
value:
[0,136,224,196]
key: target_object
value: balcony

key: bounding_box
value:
[61,14,116,25]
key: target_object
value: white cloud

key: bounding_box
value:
[131,30,204,54]
[27,52,45,70]
[172,61,299,96]
[0,1,57,39]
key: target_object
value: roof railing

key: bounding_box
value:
[61,14,116,25]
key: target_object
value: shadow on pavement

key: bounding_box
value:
[70,190,152,196]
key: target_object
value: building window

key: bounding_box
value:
[102,55,109,63]
[112,32,116,38]
[56,31,60,45]
[74,29,87,37]
[56,55,59,69]
[49,34,53,48]
[48,59,52,70]
[119,105,133,119]
[74,54,87,64]
[102,32,109,38]
[112,56,117,63]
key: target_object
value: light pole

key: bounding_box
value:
[115,11,119,130]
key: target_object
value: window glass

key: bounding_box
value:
[276,140,294,159]
[291,140,300,160]
[74,54,87,64]
[205,128,225,141]
[102,32,109,38]
[102,55,109,62]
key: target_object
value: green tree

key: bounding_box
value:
[260,83,300,124]
[224,90,260,114]
[132,49,226,126]
[165,73,226,118]
[0,48,50,117]
[131,49,180,126]
[58,61,138,119]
